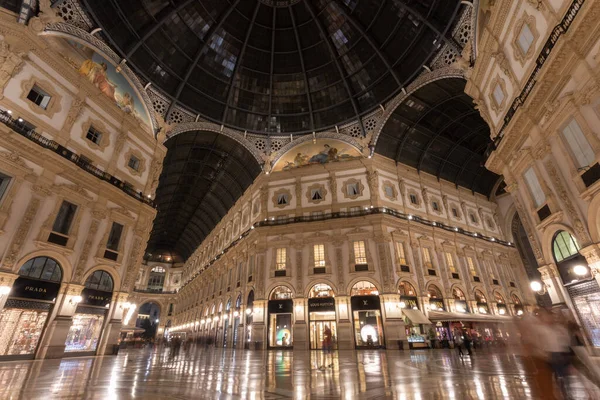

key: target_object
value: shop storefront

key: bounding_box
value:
[398,282,430,348]
[511,294,524,316]
[64,270,113,355]
[452,287,469,313]
[475,290,489,314]
[268,286,293,348]
[222,299,231,348]
[245,291,254,349]
[0,257,62,360]
[350,295,385,348]
[427,285,449,347]
[495,293,508,316]
[308,284,336,350]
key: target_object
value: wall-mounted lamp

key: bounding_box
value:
[530,280,547,295]
[516,309,524,316]
[399,301,406,309]
[573,265,589,277]
[0,286,11,295]
[70,295,83,305]
[498,308,506,315]
[245,308,253,315]
[233,311,239,317]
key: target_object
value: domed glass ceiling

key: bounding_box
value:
[83,0,463,134]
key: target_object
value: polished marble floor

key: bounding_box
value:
[0,346,599,399]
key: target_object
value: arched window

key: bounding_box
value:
[494,292,505,304]
[247,290,254,306]
[226,298,231,311]
[84,270,113,292]
[475,290,487,303]
[452,287,466,301]
[399,281,417,297]
[552,231,580,262]
[511,294,522,305]
[235,294,242,308]
[269,286,293,300]
[18,256,62,283]
[427,285,443,299]
[308,283,334,298]
[351,281,379,296]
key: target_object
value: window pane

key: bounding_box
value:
[562,119,595,168]
[354,241,367,264]
[523,168,546,208]
[518,23,534,54]
[106,222,124,251]
[52,201,77,235]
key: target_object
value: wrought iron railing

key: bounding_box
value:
[180,206,514,289]
[0,110,156,207]
[133,288,177,294]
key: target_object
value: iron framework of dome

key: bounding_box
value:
[376,78,499,196]
[82,0,464,135]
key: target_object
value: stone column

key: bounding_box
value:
[97,291,130,356]
[380,293,405,350]
[334,295,353,350]
[250,299,266,349]
[293,297,308,350]
[36,283,84,359]
[538,264,566,304]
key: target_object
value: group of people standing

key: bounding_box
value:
[452,328,474,357]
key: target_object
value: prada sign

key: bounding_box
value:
[351,295,381,311]
[81,288,112,307]
[268,299,293,314]
[308,297,335,312]
[11,277,60,301]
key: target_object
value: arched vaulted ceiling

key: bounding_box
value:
[375,78,499,196]
[82,0,463,135]
[146,132,262,262]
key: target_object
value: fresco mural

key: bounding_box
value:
[273,139,362,172]
[52,39,151,127]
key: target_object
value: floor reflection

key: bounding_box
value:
[0,346,598,399]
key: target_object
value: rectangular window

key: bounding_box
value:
[493,84,505,106]
[562,119,595,168]
[277,194,288,205]
[52,201,77,235]
[85,127,102,145]
[314,244,325,267]
[432,201,439,211]
[354,241,367,265]
[423,247,432,267]
[524,167,546,208]
[128,155,140,171]
[106,222,124,251]
[384,185,394,198]
[409,194,418,204]
[347,183,359,196]
[276,248,286,270]
[470,213,478,224]
[26,85,51,109]
[396,242,407,264]
[467,257,477,276]
[311,188,322,201]
[518,23,534,54]
[445,252,456,273]
[0,172,11,202]
[451,207,458,218]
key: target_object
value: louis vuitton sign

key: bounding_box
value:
[351,295,381,311]
[308,297,335,312]
[10,277,61,302]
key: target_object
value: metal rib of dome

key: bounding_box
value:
[82,0,463,135]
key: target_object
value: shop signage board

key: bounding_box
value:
[268,299,293,313]
[351,295,381,310]
[81,288,112,307]
[308,297,335,312]
[10,278,60,301]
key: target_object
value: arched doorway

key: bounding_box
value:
[232,294,242,348]
[399,281,431,348]
[268,286,293,348]
[245,291,254,348]
[427,284,445,311]
[494,292,508,315]
[0,256,63,359]
[511,294,524,315]
[307,283,336,350]
[222,298,231,348]
[475,290,489,314]
[350,281,384,348]
[453,287,469,313]
[427,284,449,347]
[136,302,161,340]
[64,270,114,355]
